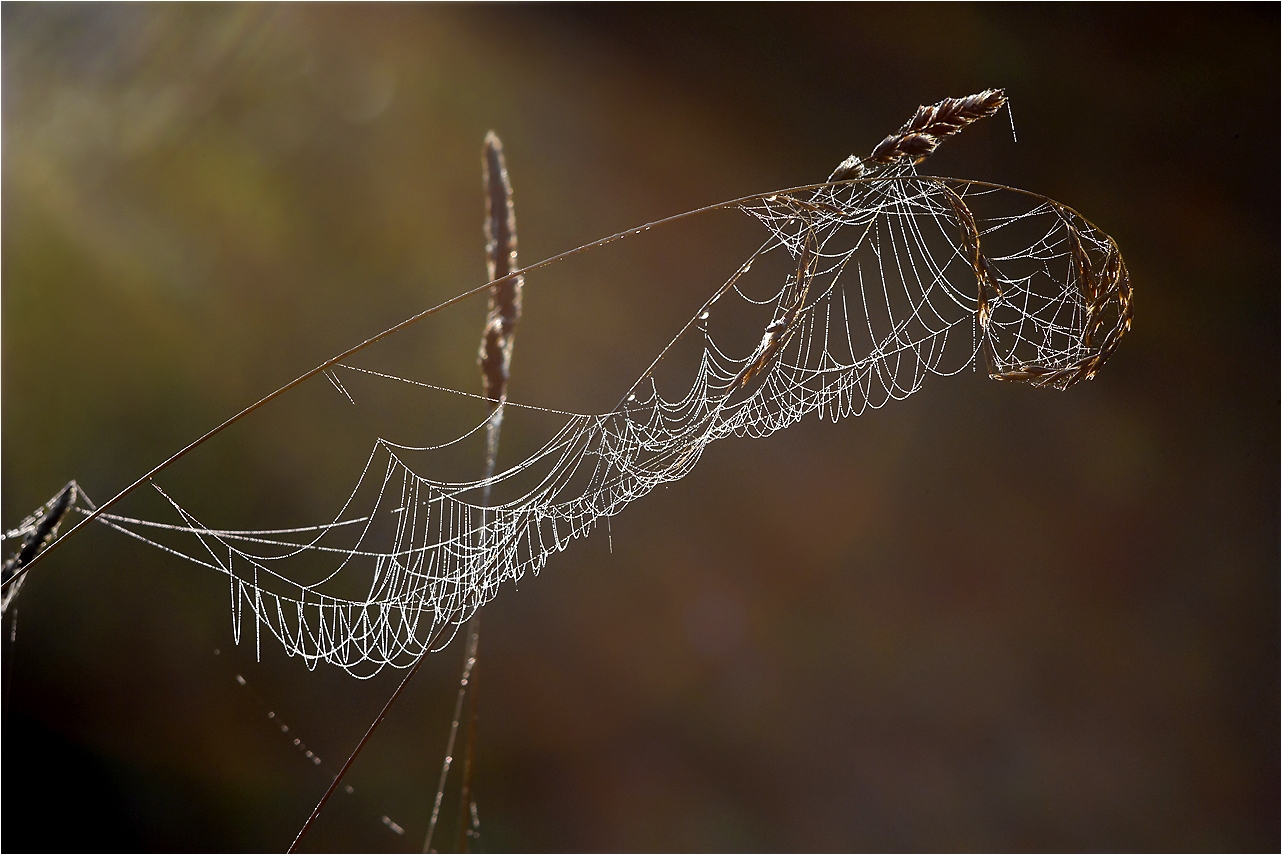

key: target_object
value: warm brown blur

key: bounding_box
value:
[3,5,1277,852]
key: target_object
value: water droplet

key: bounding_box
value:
[267,711,275,719]
[281,725,289,733]
[293,738,301,746]
[213,648,220,656]
[344,785,355,795]
[235,674,246,686]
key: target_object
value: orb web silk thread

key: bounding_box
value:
[88,164,1130,678]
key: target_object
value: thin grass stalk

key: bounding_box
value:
[287,620,451,853]
[422,626,480,853]
[424,130,523,854]
[461,130,521,852]
[456,627,480,851]
[294,132,523,854]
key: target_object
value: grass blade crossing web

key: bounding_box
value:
[425,130,523,854]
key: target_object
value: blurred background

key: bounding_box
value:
[2,4,1277,851]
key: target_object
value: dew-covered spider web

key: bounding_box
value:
[85,161,1130,678]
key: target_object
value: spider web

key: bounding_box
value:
[87,162,1130,678]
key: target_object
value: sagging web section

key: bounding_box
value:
[94,166,1122,677]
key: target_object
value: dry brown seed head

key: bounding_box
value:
[868,89,1008,165]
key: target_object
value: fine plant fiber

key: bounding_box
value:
[1,91,1132,683]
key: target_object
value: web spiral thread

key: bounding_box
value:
[92,164,1130,677]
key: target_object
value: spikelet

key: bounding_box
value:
[828,153,865,182]
[868,89,1007,165]
[478,131,522,411]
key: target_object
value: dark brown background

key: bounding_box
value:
[3,4,1278,851]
